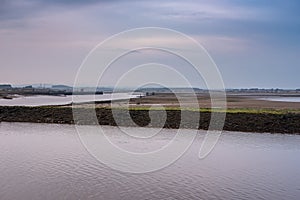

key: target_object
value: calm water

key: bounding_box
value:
[259,96,300,102]
[0,93,139,106]
[0,122,300,200]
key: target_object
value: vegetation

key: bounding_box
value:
[111,106,300,114]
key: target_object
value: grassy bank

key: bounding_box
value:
[123,106,300,114]
[0,106,299,134]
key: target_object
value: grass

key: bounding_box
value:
[109,106,300,114]
[7,105,299,115]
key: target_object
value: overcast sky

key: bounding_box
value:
[0,0,299,88]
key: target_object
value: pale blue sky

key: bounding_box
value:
[0,0,299,88]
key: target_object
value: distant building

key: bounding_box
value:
[51,85,73,92]
[24,85,33,89]
[0,84,12,90]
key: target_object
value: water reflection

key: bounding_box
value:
[0,122,300,200]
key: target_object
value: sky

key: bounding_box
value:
[0,0,299,89]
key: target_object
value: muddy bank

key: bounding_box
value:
[128,93,300,110]
[0,106,299,134]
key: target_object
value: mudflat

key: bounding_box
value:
[127,93,300,110]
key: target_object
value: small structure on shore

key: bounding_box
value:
[0,84,12,90]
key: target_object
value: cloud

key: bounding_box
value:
[0,0,123,23]
[0,0,299,87]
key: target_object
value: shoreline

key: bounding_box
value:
[0,106,299,134]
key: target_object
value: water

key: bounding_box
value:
[0,122,300,200]
[259,96,300,102]
[0,93,139,106]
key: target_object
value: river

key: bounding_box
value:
[0,93,140,106]
[258,96,300,102]
[0,122,299,199]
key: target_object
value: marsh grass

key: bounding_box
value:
[113,106,300,114]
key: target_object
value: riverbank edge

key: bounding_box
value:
[0,106,299,134]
